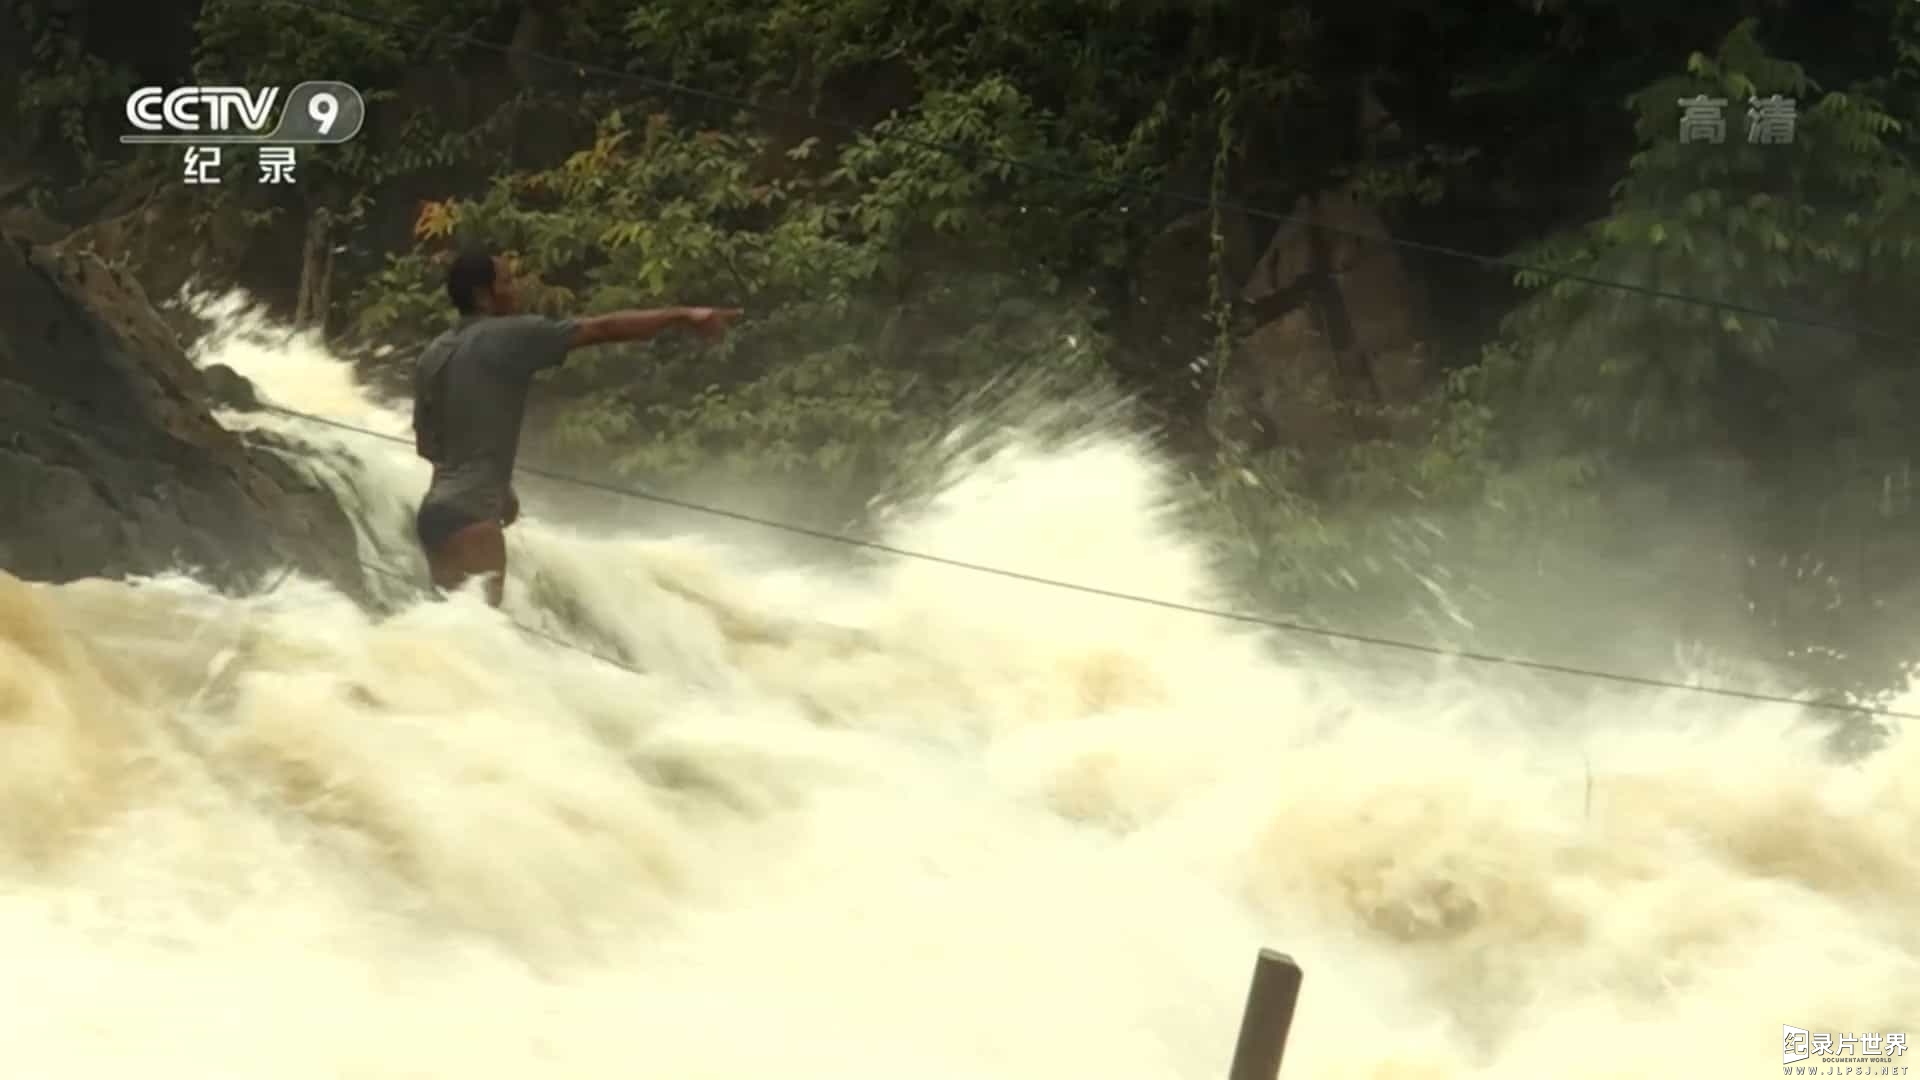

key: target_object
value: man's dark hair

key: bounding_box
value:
[446,250,498,314]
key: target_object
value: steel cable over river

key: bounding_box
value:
[256,398,1920,725]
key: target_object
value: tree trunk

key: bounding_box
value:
[505,0,558,85]
[293,197,334,336]
[503,0,566,166]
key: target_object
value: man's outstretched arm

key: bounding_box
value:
[567,306,741,349]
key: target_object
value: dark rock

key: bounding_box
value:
[0,228,368,602]
[201,363,261,411]
[156,294,222,356]
[0,205,65,246]
[1229,181,1430,457]
[53,182,257,309]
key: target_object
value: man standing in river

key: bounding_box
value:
[411,250,740,606]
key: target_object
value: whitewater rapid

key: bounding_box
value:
[2,294,1917,1078]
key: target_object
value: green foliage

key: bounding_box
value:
[190,0,498,193]
[1500,19,1920,459]
[621,0,1313,290]
[26,0,1920,705]
[623,0,1311,130]
[194,0,414,85]
[334,3,1920,704]
[357,98,1107,490]
[1169,12,1920,707]
[343,0,1332,502]
[1478,16,1920,698]
[12,3,136,173]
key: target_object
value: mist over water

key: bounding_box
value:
[1,293,1917,1078]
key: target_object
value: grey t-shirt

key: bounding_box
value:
[412,313,577,521]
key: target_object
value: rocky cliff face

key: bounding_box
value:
[1234,183,1429,454]
[0,229,368,600]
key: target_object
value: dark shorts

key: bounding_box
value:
[415,499,487,553]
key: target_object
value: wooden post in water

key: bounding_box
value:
[1227,949,1303,1079]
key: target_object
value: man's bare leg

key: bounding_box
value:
[425,519,507,607]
